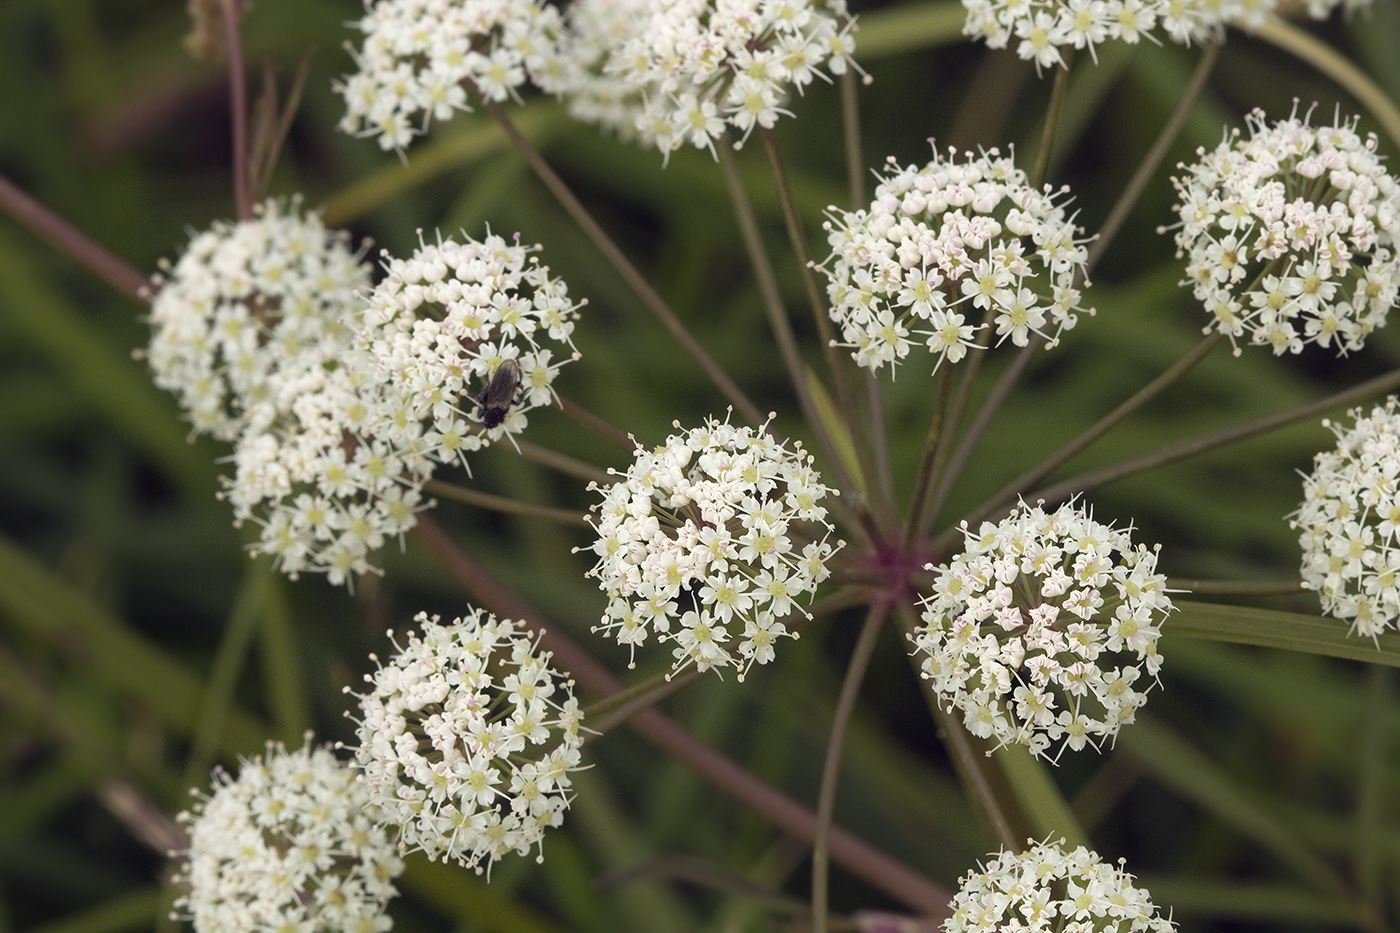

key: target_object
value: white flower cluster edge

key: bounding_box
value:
[915,499,1174,762]
[1293,396,1400,640]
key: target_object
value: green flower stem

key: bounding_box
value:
[911,318,995,543]
[866,371,897,520]
[475,92,766,428]
[512,438,614,487]
[840,68,866,211]
[583,586,871,739]
[1086,41,1220,273]
[1031,364,1400,509]
[409,514,953,916]
[812,604,888,933]
[422,479,591,528]
[927,43,1218,531]
[714,143,857,500]
[582,668,704,740]
[1029,49,1074,191]
[927,332,1042,532]
[757,125,891,531]
[1166,579,1305,597]
[943,332,1225,550]
[894,602,1030,851]
[555,394,634,451]
[903,363,956,551]
[218,0,252,221]
[0,174,150,301]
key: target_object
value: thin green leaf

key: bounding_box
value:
[0,230,213,502]
[994,744,1090,849]
[1119,716,1350,896]
[0,533,268,756]
[805,366,865,497]
[1169,599,1400,668]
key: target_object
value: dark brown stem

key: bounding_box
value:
[812,604,888,933]
[513,439,614,486]
[475,92,766,428]
[423,479,590,527]
[219,0,252,220]
[0,175,150,301]
[556,395,634,451]
[408,515,952,916]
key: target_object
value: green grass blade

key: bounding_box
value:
[1120,716,1349,896]
[1169,599,1400,667]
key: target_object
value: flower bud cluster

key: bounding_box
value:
[915,500,1172,761]
[820,147,1091,374]
[588,417,841,678]
[1166,109,1400,357]
[355,232,583,473]
[337,0,569,151]
[349,610,585,871]
[572,0,859,158]
[962,0,1370,72]
[946,839,1175,933]
[173,740,404,933]
[1292,397,1400,640]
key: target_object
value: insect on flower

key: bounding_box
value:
[475,359,523,429]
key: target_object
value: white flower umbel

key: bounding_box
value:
[173,739,404,933]
[1165,108,1400,357]
[145,198,370,442]
[350,610,585,872]
[356,231,583,473]
[962,0,1373,70]
[820,147,1092,374]
[574,0,859,158]
[337,0,569,151]
[946,839,1175,933]
[1292,397,1400,640]
[915,500,1172,761]
[587,416,841,679]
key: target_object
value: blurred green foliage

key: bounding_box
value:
[2,0,1400,931]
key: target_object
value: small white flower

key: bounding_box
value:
[587,415,842,679]
[350,609,585,872]
[820,146,1092,374]
[337,0,569,151]
[1292,397,1400,641]
[356,230,584,472]
[915,500,1173,761]
[173,738,404,933]
[1165,108,1400,357]
[562,0,861,159]
[946,839,1175,933]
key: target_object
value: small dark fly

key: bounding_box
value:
[475,359,524,429]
